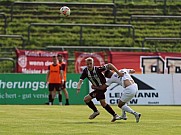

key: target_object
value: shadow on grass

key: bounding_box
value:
[61,120,136,125]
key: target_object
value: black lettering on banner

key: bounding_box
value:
[109,93,120,98]
[136,92,158,98]
[110,99,120,104]
[148,101,159,104]
[129,99,138,104]
[110,99,116,104]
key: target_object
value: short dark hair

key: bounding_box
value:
[57,54,62,57]
[104,70,112,77]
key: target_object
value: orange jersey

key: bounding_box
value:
[59,62,67,81]
[48,64,61,84]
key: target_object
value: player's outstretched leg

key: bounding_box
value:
[86,100,100,119]
[111,114,122,122]
[89,111,100,119]
[102,103,121,122]
[121,110,127,120]
[133,112,141,123]
[121,104,141,123]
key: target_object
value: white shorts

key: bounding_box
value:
[120,83,138,103]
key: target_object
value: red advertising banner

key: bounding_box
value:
[75,52,106,73]
[109,52,181,74]
[16,49,68,73]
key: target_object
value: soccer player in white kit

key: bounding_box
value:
[91,68,141,123]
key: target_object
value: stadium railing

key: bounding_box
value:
[128,15,181,38]
[128,15,181,24]
[27,23,135,45]
[10,1,117,23]
[0,13,7,34]
[46,45,149,52]
[142,37,181,52]
[46,45,150,65]
[0,58,15,73]
[0,34,25,49]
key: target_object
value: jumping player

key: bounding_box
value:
[92,68,141,123]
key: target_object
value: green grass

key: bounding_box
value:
[0,105,181,135]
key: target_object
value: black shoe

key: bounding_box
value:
[65,103,69,105]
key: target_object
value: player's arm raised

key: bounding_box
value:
[128,69,135,74]
[106,63,124,77]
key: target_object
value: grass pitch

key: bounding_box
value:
[0,105,180,135]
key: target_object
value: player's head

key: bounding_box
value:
[57,54,63,62]
[85,57,94,71]
[104,70,113,78]
[52,56,58,64]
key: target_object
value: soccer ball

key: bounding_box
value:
[59,6,71,17]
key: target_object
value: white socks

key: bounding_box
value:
[122,110,126,116]
[121,104,135,114]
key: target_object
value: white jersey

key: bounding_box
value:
[105,69,134,88]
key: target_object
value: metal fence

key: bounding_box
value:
[10,1,117,22]
[0,13,7,34]
[27,23,135,45]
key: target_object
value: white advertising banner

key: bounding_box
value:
[172,74,181,105]
[90,74,180,105]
